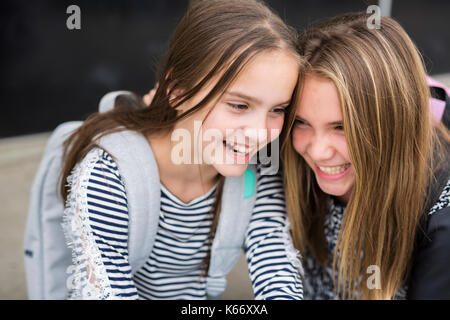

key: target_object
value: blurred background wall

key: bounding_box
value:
[0,0,449,299]
[1,0,449,138]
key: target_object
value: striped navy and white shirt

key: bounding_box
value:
[63,148,303,300]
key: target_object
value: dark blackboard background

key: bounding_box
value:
[1,0,449,138]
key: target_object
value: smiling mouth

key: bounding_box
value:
[317,163,351,175]
[222,140,255,155]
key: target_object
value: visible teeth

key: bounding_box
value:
[319,164,350,175]
[225,141,251,155]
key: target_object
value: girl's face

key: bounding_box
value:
[292,75,355,203]
[176,50,299,177]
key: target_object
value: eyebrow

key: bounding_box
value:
[295,115,343,126]
[226,90,291,106]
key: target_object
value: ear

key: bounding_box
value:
[164,69,184,108]
[143,82,159,106]
[167,84,186,110]
[167,87,184,106]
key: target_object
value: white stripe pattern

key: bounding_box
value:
[64,148,303,299]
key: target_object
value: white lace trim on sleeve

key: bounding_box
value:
[62,149,121,300]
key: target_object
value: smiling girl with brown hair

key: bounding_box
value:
[55,0,304,300]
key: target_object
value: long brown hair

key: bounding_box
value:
[281,13,450,299]
[60,0,300,276]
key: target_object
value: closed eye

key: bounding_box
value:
[294,118,308,127]
[330,122,344,131]
[227,103,248,111]
[270,106,287,114]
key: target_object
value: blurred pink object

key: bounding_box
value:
[427,76,449,122]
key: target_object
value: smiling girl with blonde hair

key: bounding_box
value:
[281,12,450,299]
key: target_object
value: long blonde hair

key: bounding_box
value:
[281,13,450,299]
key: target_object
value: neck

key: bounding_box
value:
[147,131,219,197]
[336,188,352,205]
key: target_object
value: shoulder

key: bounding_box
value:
[68,147,127,200]
[422,136,450,232]
[414,176,450,265]
[423,178,450,246]
[416,175,450,246]
[426,134,450,216]
[81,147,123,179]
[427,178,450,217]
[64,147,130,243]
[407,179,450,299]
[254,165,285,198]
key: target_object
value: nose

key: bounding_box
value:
[243,111,270,146]
[306,133,334,162]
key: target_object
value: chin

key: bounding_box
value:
[214,163,248,177]
[316,181,351,199]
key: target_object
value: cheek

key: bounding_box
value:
[266,116,285,141]
[291,128,309,155]
[334,135,351,163]
[201,107,231,136]
[201,117,218,134]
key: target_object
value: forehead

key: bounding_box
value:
[296,74,342,121]
[227,50,299,103]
